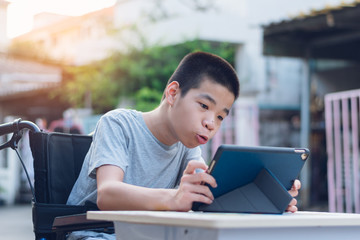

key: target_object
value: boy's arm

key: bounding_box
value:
[96,161,217,211]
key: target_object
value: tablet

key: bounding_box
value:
[206,145,309,199]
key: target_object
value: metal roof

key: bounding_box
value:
[262,1,360,61]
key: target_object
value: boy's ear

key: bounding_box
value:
[165,81,180,106]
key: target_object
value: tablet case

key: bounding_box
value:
[193,145,309,214]
[197,168,293,213]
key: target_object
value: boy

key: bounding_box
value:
[67,52,300,239]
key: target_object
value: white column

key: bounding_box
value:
[234,96,259,146]
[0,116,21,205]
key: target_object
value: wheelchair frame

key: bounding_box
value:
[0,119,113,240]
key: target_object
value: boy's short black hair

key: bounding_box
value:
[165,51,240,100]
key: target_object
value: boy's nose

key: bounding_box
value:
[204,119,215,131]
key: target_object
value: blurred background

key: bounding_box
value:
[1,0,360,229]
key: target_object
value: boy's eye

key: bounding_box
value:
[218,116,224,121]
[200,103,208,110]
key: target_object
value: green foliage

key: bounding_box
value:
[59,61,122,113]
[134,87,163,112]
[61,40,236,113]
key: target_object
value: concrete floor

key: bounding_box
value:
[0,204,34,239]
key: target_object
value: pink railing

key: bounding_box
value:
[325,89,360,213]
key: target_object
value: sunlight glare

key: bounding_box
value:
[6,0,116,38]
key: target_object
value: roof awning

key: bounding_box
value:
[0,54,62,100]
[263,2,360,61]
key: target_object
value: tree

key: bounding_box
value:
[60,40,236,114]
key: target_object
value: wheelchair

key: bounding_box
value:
[0,119,113,240]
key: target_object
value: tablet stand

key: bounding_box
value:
[197,168,293,214]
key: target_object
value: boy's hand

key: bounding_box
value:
[171,160,217,212]
[286,179,301,213]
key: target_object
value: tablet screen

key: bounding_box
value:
[207,145,309,198]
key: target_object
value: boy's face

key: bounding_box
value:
[167,78,235,148]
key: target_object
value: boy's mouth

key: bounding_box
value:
[196,134,208,144]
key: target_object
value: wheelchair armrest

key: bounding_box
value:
[52,213,114,239]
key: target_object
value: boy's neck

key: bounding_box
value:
[142,104,178,146]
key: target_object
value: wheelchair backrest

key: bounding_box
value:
[29,131,92,204]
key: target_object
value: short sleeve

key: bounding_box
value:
[87,112,129,178]
[185,146,205,163]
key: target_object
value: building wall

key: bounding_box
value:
[12,7,117,65]
[0,0,9,51]
[314,63,360,98]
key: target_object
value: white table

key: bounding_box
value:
[87,210,360,240]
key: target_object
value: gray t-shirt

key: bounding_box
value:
[67,108,203,206]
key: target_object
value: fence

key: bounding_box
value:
[325,89,360,213]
